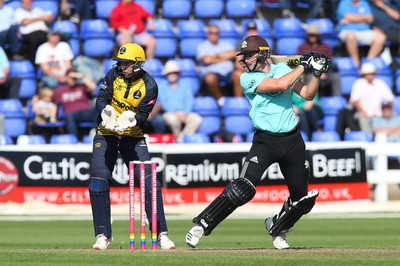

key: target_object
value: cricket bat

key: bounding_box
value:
[270,55,301,69]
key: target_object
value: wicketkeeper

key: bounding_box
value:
[89,43,175,250]
[186,35,330,249]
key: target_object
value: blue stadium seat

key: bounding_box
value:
[193,97,221,135]
[51,20,80,56]
[246,132,254,142]
[319,96,348,116]
[311,131,340,142]
[361,57,393,89]
[0,99,27,137]
[306,18,338,50]
[180,77,200,96]
[152,19,177,58]
[144,58,164,78]
[300,130,309,142]
[32,0,59,18]
[276,37,305,55]
[194,0,224,19]
[136,0,156,15]
[95,0,118,19]
[26,99,65,130]
[174,58,198,77]
[333,57,360,95]
[4,1,21,10]
[162,0,191,19]
[82,134,94,144]
[273,18,305,38]
[322,116,338,131]
[224,116,254,135]
[226,0,257,18]
[177,19,206,57]
[102,59,115,76]
[50,134,79,144]
[344,131,373,142]
[182,133,211,143]
[209,19,240,48]
[17,134,47,145]
[260,0,280,8]
[0,135,14,145]
[80,19,115,57]
[9,60,37,99]
[220,97,251,116]
[393,96,400,115]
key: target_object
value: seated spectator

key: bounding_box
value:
[110,0,155,59]
[35,30,74,90]
[350,62,394,133]
[196,24,236,107]
[0,0,23,60]
[15,0,54,64]
[292,92,323,140]
[231,21,259,97]
[67,0,94,23]
[371,101,400,142]
[371,0,400,45]
[157,60,202,143]
[280,0,325,20]
[31,87,57,123]
[52,68,97,137]
[297,24,340,96]
[0,46,21,99]
[336,0,386,68]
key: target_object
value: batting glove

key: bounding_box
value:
[310,54,331,78]
[299,52,314,70]
[101,105,117,130]
[114,110,137,132]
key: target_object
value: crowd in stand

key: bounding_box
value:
[1,0,400,145]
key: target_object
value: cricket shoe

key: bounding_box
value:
[92,234,112,250]
[157,232,175,250]
[185,225,204,248]
[265,217,289,250]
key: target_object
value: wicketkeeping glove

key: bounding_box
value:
[310,54,330,77]
[114,110,137,132]
[101,105,117,130]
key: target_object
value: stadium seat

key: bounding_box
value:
[82,134,94,144]
[26,99,65,131]
[9,60,37,99]
[275,37,305,55]
[260,0,280,8]
[224,116,254,135]
[16,134,47,145]
[322,115,338,131]
[50,134,79,144]
[246,132,255,142]
[0,99,27,137]
[152,19,177,58]
[273,18,305,38]
[306,18,338,50]
[194,0,224,19]
[182,133,211,143]
[220,97,251,116]
[144,58,164,78]
[0,135,14,145]
[319,96,348,116]
[300,130,309,142]
[174,58,198,77]
[226,0,257,18]
[179,77,200,96]
[32,0,59,18]
[177,20,206,58]
[102,58,115,76]
[136,0,156,16]
[80,19,115,57]
[344,131,373,142]
[95,0,118,19]
[333,57,360,96]
[51,20,80,56]
[162,0,191,19]
[209,19,240,47]
[193,97,221,135]
[393,96,400,115]
[4,1,21,10]
[311,131,340,142]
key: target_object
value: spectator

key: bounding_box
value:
[350,62,394,133]
[68,0,94,23]
[231,21,259,98]
[280,0,325,20]
[31,86,57,123]
[0,46,21,99]
[371,101,400,143]
[52,68,97,137]
[0,0,23,60]
[109,0,155,59]
[35,30,74,90]
[15,0,54,64]
[336,0,386,68]
[196,24,236,107]
[292,92,323,140]
[297,24,340,96]
[157,60,202,143]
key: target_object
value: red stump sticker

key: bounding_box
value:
[0,157,18,196]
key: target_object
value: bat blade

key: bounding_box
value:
[270,55,301,68]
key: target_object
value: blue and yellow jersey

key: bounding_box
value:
[95,68,158,137]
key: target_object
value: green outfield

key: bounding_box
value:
[0,217,399,266]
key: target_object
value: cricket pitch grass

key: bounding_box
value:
[0,217,399,265]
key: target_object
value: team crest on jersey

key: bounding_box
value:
[133,90,142,99]
[94,142,101,148]
[266,91,283,97]
[248,79,256,89]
